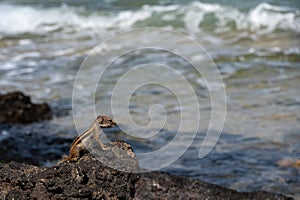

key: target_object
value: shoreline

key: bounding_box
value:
[0,91,297,199]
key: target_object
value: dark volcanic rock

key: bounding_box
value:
[0,91,52,124]
[0,145,139,199]
[0,139,293,200]
[135,171,293,200]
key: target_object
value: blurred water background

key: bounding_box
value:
[0,0,299,198]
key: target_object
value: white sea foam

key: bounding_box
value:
[0,4,152,34]
[0,2,298,36]
[182,2,300,35]
[247,3,300,34]
[0,4,76,34]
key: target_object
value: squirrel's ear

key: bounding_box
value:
[97,116,104,124]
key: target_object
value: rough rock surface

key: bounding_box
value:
[0,140,293,199]
[0,142,139,199]
[0,91,52,124]
[135,171,293,200]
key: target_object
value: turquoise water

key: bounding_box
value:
[0,0,299,198]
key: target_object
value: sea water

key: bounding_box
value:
[0,0,299,198]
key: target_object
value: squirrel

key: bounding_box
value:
[61,116,116,162]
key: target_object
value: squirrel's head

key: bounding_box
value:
[97,116,116,128]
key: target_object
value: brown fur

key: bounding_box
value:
[62,116,116,162]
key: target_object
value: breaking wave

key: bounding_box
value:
[0,2,299,36]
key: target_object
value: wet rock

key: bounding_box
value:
[135,171,293,200]
[0,91,52,124]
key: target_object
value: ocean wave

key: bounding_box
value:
[0,3,157,35]
[0,2,299,36]
[183,2,300,34]
[247,3,300,34]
